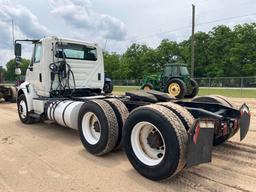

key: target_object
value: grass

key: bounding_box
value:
[113,86,256,98]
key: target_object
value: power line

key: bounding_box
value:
[122,12,256,44]
[197,12,256,26]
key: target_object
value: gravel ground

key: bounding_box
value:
[0,98,255,192]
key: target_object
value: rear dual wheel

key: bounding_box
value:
[123,104,188,181]
[78,99,129,155]
[105,98,129,150]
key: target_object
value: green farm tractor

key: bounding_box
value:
[141,64,199,99]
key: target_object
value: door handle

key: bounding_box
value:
[39,73,42,82]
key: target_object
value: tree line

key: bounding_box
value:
[2,23,256,81]
[104,23,256,80]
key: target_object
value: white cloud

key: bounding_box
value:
[0,3,49,41]
[0,49,13,67]
[49,0,127,41]
[0,1,49,66]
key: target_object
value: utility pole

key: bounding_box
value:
[104,39,108,52]
[12,19,15,50]
[191,4,195,78]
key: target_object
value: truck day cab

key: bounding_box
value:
[14,36,251,181]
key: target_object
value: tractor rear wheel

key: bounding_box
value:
[185,79,199,99]
[166,79,187,99]
[191,95,235,145]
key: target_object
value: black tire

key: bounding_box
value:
[4,86,17,103]
[158,102,194,131]
[165,78,187,99]
[141,83,153,90]
[103,81,113,94]
[105,98,129,150]
[123,104,188,181]
[191,95,232,108]
[212,95,236,108]
[185,79,199,98]
[78,100,119,156]
[191,95,234,145]
[17,94,34,124]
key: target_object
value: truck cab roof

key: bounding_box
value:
[39,36,99,48]
[165,63,188,67]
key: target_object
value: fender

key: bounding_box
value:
[17,81,38,112]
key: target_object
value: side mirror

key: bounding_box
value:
[15,43,22,57]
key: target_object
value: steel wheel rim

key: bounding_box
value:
[131,121,166,166]
[19,100,27,119]
[82,112,101,145]
[168,83,180,96]
[143,86,151,91]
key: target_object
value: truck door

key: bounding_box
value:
[27,42,43,93]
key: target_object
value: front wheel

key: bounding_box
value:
[141,83,153,91]
[103,81,113,94]
[17,94,34,124]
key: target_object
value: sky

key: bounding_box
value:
[0,0,256,67]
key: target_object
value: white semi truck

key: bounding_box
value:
[14,36,251,181]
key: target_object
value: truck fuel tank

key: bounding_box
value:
[47,100,84,130]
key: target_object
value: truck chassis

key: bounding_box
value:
[17,89,251,181]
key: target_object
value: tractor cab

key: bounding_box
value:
[161,64,190,85]
[141,63,199,99]
[162,64,189,77]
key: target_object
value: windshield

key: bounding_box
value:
[180,66,189,75]
[55,43,97,61]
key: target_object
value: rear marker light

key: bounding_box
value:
[193,124,200,144]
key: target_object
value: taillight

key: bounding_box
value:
[192,120,215,144]
[193,123,200,144]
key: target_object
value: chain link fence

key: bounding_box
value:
[194,76,256,88]
[113,76,256,97]
[113,76,256,87]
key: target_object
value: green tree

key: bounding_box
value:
[104,23,256,79]
[104,52,122,79]
[156,39,181,68]
[5,58,30,81]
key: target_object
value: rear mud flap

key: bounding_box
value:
[186,120,214,168]
[239,104,251,141]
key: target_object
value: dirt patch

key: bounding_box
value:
[0,98,255,192]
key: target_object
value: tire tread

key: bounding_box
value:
[105,98,129,150]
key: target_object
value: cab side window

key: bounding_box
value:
[34,43,42,63]
[163,67,172,77]
[172,66,178,76]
